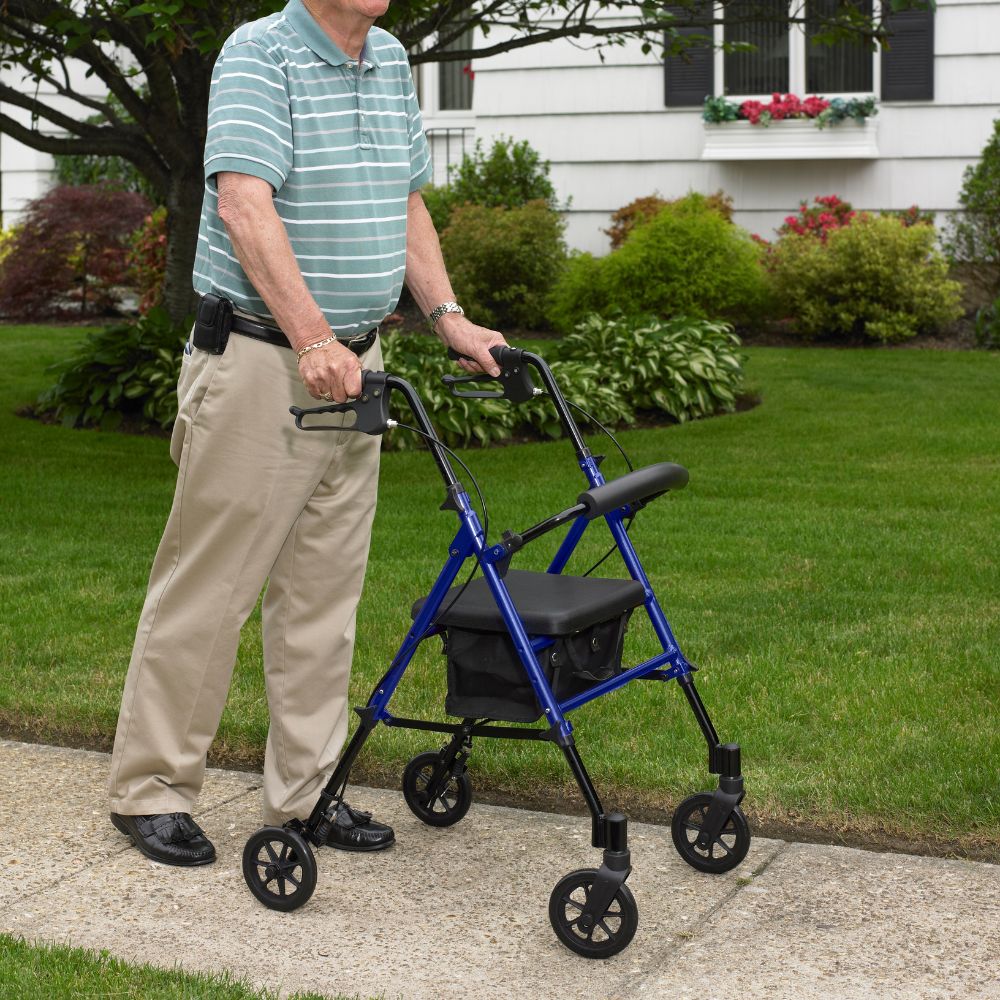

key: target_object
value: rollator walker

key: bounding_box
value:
[241,345,750,959]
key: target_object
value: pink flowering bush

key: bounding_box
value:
[779,195,857,240]
[766,213,962,342]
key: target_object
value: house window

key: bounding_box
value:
[439,29,474,111]
[724,0,790,95]
[664,1,932,107]
[719,0,876,98]
[806,0,873,93]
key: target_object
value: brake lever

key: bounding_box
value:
[441,372,505,399]
[444,346,536,403]
[289,371,392,434]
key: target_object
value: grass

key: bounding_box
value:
[1,325,998,856]
[0,934,373,999]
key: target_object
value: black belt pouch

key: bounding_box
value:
[192,293,233,355]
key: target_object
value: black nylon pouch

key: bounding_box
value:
[192,293,233,355]
[444,612,632,723]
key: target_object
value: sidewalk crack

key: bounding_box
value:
[619,839,792,999]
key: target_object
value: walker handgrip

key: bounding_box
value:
[444,345,535,403]
[577,463,689,519]
[289,370,391,435]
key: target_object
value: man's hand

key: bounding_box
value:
[297,341,363,402]
[435,313,507,377]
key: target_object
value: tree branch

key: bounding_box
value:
[0,111,170,194]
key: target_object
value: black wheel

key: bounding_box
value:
[671,792,751,874]
[402,751,472,827]
[548,869,638,959]
[242,826,317,912]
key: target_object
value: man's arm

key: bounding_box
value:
[405,190,505,377]
[215,171,362,402]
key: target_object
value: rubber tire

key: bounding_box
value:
[242,826,317,912]
[548,868,638,959]
[402,751,473,828]
[671,791,751,874]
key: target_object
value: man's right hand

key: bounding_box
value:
[297,340,363,402]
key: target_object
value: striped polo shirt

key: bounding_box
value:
[192,0,433,337]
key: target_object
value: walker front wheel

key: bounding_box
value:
[671,792,750,874]
[242,826,317,911]
[548,869,638,959]
[402,751,472,827]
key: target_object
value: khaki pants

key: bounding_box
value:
[108,332,382,824]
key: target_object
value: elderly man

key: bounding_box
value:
[107,0,504,866]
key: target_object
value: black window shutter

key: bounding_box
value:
[664,4,715,107]
[881,8,934,101]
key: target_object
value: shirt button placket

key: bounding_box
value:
[354,62,371,150]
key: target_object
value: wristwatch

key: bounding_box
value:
[428,301,464,329]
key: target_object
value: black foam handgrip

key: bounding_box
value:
[577,463,689,519]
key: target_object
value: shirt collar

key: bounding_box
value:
[283,0,381,69]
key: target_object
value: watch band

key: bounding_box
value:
[428,301,464,328]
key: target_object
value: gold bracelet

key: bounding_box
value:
[295,335,337,362]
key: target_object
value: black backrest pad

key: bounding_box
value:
[411,569,646,635]
[577,462,689,520]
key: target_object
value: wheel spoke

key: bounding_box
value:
[263,841,279,864]
[560,894,584,914]
[277,878,286,897]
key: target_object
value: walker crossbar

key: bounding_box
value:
[241,345,750,959]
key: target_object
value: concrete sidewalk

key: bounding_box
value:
[1,739,997,1000]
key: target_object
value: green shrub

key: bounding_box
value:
[440,199,568,329]
[421,183,458,233]
[768,214,963,343]
[603,190,734,249]
[548,193,768,333]
[35,308,188,431]
[554,314,745,421]
[944,116,1000,295]
[449,135,558,211]
[380,315,744,450]
[973,297,1000,349]
[426,135,560,233]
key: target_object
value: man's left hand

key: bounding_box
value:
[435,313,507,377]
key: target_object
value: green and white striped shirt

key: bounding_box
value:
[193,0,433,336]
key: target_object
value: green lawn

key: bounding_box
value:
[0,934,371,999]
[1,325,998,855]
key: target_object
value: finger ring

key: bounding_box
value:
[321,391,333,401]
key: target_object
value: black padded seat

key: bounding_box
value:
[411,569,645,635]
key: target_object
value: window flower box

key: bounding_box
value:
[701,93,879,161]
[702,118,879,161]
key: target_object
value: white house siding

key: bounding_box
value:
[471,0,1000,254]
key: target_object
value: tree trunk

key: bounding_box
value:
[162,163,203,326]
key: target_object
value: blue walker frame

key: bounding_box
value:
[241,346,749,957]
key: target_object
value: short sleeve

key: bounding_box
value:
[404,76,434,192]
[204,41,293,192]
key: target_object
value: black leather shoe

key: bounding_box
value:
[325,802,395,852]
[110,812,216,867]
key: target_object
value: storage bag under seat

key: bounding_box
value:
[411,569,646,723]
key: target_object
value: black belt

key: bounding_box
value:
[231,313,379,357]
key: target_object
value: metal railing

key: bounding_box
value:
[424,126,475,187]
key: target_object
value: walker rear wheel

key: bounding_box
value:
[402,751,472,827]
[548,869,638,959]
[671,792,750,874]
[242,826,317,911]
